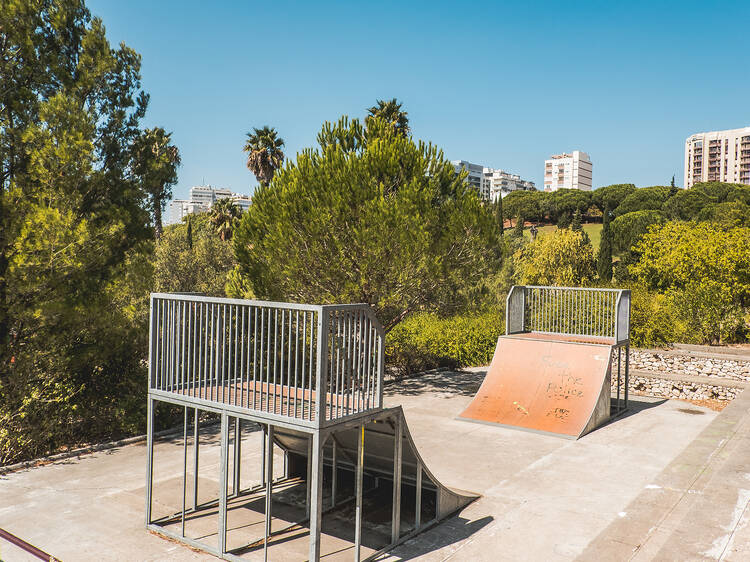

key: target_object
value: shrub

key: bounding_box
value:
[627,285,680,348]
[630,222,750,344]
[517,229,595,286]
[386,310,503,376]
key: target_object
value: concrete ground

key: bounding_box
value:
[1,367,748,561]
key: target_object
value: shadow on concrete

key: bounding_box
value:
[375,515,494,561]
[385,369,486,398]
[606,396,668,426]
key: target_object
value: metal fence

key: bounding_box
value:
[506,285,630,344]
[149,294,384,424]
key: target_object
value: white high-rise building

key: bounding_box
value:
[543,151,592,192]
[165,185,252,225]
[452,160,491,199]
[452,160,535,201]
[684,127,750,188]
[484,169,536,202]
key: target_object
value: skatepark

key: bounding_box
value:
[2,286,750,560]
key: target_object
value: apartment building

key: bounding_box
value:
[166,185,252,225]
[543,151,592,192]
[452,160,491,199]
[484,168,536,202]
[684,127,750,188]
[452,160,535,201]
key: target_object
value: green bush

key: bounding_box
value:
[386,311,503,376]
[627,285,679,348]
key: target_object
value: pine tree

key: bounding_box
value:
[495,197,504,235]
[513,215,525,237]
[571,209,583,232]
[597,206,613,281]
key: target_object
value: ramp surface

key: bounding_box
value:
[459,335,613,438]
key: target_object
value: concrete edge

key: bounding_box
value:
[636,345,750,363]
[629,369,749,390]
[0,425,187,476]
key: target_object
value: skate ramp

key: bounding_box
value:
[273,406,476,520]
[459,335,613,439]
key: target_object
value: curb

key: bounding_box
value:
[0,425,187,476]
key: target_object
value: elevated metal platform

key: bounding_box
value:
[145,294,475,561]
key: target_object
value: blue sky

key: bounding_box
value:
[89,0,750,200]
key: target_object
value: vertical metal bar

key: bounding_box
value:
[233,418,241,497]
[148,297,156,391]
[364,317,371,410]
[354,424,364,562]
[377,327,384,409]
[617,346,622,411]
[264,424,274,562]
[241,306,245,407]
[308,312,314,420]
[145,397,154,526]
[218,412,229,554]
[415,461,422,529]
[253,307,258,409]
[301,312,308,419]
[219,304,226,404]
[261,425,266,486]
[308,430,324,562]
[305,435,312,518]
[266,308,272,414]
[193,407,199,511]
[391,413,403,544]
[294,311,300,419]
[625,343,630,409]
[273,309,278,415]
[234,306,239,406]
[287,309,292,416]
[180,301,185,391]
[181,406,187,537]
[331,439,337,508]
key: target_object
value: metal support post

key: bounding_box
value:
[193,407,199,511]
[308,430,324,562]
[354,424,364,562]
[233,417,241,497]
[625,343,630,409]
[331,439,337,508]
[415,461,422,529]
[219,413,229,554]
[264,424,274,561]
[306,436,313,519]
[145,397,155,526]
[261,425,266,486]
[181,406,187,537]
[617,347,622,412]
[391,414,403,544]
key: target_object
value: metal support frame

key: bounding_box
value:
[264,424,274,561]
[219,413,229,554]
[354,424,364,562]
[145,294,470,562]
[308,431,325,562]
[233,417,241,497]
[391,414,403,544]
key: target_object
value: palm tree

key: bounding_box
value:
[243,126,285,187]
[209,198,241,241]
[132,127,181,239]
[366,98,410,136]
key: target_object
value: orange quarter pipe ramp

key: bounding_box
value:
[458,335,614,439]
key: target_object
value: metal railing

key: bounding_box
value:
[149,294,384,425]
[506,285,630,345]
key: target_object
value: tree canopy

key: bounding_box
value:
[243,126,285,187]
[233,115,500,331]
[0,0,174,463]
